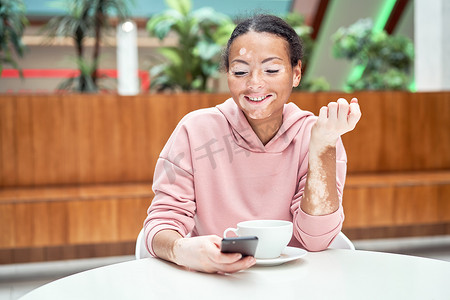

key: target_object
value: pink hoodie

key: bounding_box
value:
[144,98,347,255]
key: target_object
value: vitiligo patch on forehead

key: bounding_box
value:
[239,48,246,56]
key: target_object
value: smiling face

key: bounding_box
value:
[227,31,302,125]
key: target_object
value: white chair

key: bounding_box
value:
[135,228,152,259]
[329,232,355,250]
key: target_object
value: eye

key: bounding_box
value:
[233,71,247,76]
[266,69,280,74]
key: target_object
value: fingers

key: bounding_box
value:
[327,102,338,121]
[212,256,256,274]
[213,251,243,264]
[317,106,328,124]
[206,235,241,263]
[207,236,256,273]
[320,97,360,125]
[323,98,350,122]
[348,98,362,128]
[336,98,349,121]
[174,235,256,273]
[312,97,361,144]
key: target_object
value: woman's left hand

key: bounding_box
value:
[310,98,362,148]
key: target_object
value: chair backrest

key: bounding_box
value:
[329,232,355,250]
[135,228,152,259]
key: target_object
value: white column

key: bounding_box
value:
[117,20,139,95]
[414,0,450,91]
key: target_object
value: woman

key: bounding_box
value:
[143,14,361,273]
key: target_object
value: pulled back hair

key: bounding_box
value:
[222,14,303,71]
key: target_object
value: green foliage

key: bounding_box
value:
[43,0,130,92]
[0,0,28,76]
[332,18,414,91]
[283,12,313,67]
[283,12,328,92]
[147,4,319,93]
[299,76,330,92]
[146,0,235,92]
[56,57,99,92]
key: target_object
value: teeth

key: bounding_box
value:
[248,95,267,101]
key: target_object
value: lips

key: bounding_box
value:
[245,94,272,103]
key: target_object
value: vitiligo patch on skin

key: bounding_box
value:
[304,145,338,215]
[239,47,246,56]
[305,161,329,215]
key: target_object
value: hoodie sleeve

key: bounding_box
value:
[143,121,196,257]
[291,137,347,252]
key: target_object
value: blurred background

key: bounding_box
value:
[1,0,449,298]
[2,0,422,93]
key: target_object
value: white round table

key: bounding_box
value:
[20,249,450,300]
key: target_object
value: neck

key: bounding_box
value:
[247,113,283,145]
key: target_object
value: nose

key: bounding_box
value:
[247,71,264,90]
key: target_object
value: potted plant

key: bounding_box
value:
[0,0,28,76]
[332,18,414,91]
[146,0,235,92]
[43,0,130,92]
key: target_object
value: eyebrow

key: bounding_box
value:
[230,57,283,65]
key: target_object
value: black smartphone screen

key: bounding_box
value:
[221,236,258,257]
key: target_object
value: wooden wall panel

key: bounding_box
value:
[0,97,16,186]
[342,187,396,228]
[14,96,35,186]
[343,177,450,229]
[13,202,33,247]
[2,91,449,187]
[32,95,64,185]
[76,95,94,183]
[2,91,449,188]
[0,203,14,248]
[67,199,117,245]
[0,196,151,249]
[290,91,450,173]
[0,183,152,251]
[0,91,449,263]
[117,197,152,240]
[47,201,68,246]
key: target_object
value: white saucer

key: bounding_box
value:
[255,247,307,266]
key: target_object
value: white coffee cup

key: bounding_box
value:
[223,220,293,259]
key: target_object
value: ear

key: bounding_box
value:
[292,60,302,88]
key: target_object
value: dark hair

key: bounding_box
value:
[222,14,303,71]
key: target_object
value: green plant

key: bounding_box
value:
[298,76,330,92]
[43,0,130,92]
[146,0,235,92]
[332,18,414,91]
[283,12,329,92]
[0,0,28,76]
[283,12,313,69]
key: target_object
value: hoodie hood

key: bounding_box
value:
[216,98,314,153]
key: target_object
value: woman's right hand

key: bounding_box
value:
[172,235,256,273]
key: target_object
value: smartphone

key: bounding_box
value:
[221,236,258,257]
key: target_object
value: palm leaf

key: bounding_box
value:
[0,0,28,74]
[42,0,132,92]
[157,47,183,66]
[165,0,191,16]
[195,39,221,61]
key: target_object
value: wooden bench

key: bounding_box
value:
[1,91,449,263]
[0,183,153,264]
[343,171,450,239]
